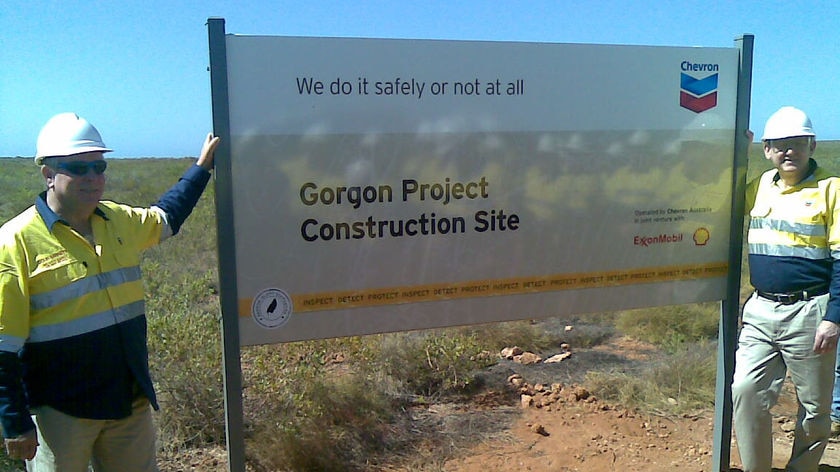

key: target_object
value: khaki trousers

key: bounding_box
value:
[26,396,158,472]
[732,293,834,472]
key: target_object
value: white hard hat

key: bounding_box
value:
[761,106,815,141]
[35,113,112,164]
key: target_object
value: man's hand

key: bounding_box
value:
[196,133,220,171]
[4,429,38,461]
[813,320,840,354]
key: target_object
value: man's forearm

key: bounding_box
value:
[0,351,35,437]
[152,165,212,235]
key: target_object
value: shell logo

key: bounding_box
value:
[693,227,710,246]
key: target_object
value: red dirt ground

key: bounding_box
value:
[157,335,840,472]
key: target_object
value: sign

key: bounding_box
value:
[219,35,739,346]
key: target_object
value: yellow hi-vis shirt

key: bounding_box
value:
[0,201,163,346]
[0,198,164,420]
[745,161,840,323]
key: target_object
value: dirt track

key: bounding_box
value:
[440,338,840,472]
[440,390,840,472]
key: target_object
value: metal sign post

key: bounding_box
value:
[207,17,247,472]
[712,33,753,472]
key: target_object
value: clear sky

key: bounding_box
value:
[2,0,838,157]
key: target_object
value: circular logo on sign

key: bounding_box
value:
[693,227,711,246]
[251,288,293,329]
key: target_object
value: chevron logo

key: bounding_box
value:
[680,72,718,113]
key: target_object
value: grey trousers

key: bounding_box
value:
[732,292,834,472]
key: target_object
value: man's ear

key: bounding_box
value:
[41,165,56,189]
[763,142,773,160]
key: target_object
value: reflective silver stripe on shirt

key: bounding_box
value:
[29,266,142,312]
[27,300,146,343]
[0,335,27,353]
[749,243,830,260]
[749,217,827,237]
[151,206,173,242]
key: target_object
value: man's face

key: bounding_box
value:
[43,152,107,213]
[763,136,815,176]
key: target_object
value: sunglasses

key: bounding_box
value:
[50,160,108,176]
[767,137,812,154]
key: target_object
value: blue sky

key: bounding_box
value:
[2,0,838,157]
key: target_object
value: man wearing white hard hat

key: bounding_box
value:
[732,106,840,471]
[0,113,220,471]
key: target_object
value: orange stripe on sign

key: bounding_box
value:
[238,262,728,317]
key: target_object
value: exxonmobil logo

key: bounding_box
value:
[680,61,719,113]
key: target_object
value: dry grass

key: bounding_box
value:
[584,340,718,414]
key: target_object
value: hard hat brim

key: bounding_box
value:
[34,147,112,165]
[760,132,816,141]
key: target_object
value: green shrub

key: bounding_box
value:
[247,373,399,472]
[375,330,496,398]
[238,340,408,471]
[615,302,719,352]
[145,269,225,452]
[585,340,717,414]
[0,158,43,223]
[463,320,559,352]
[0,455,24,472]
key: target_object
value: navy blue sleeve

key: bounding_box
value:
[827,258,840,324]
[152,164,212,235]
[0,351,35,437]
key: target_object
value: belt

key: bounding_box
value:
[755,285,829,305]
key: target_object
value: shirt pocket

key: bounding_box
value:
[30,255,88,296]
[110,245,140,269]
[96,228,139,270]
[749,204,771,219]
[798,205,825,225]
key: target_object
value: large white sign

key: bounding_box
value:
[221,35,739,345]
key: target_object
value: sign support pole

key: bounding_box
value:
[712,33,753,472]
[207,17,247,472]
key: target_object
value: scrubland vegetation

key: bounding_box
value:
[1,141,839,470]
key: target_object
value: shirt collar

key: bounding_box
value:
[772,158,818,187]
[35,191,108,232]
